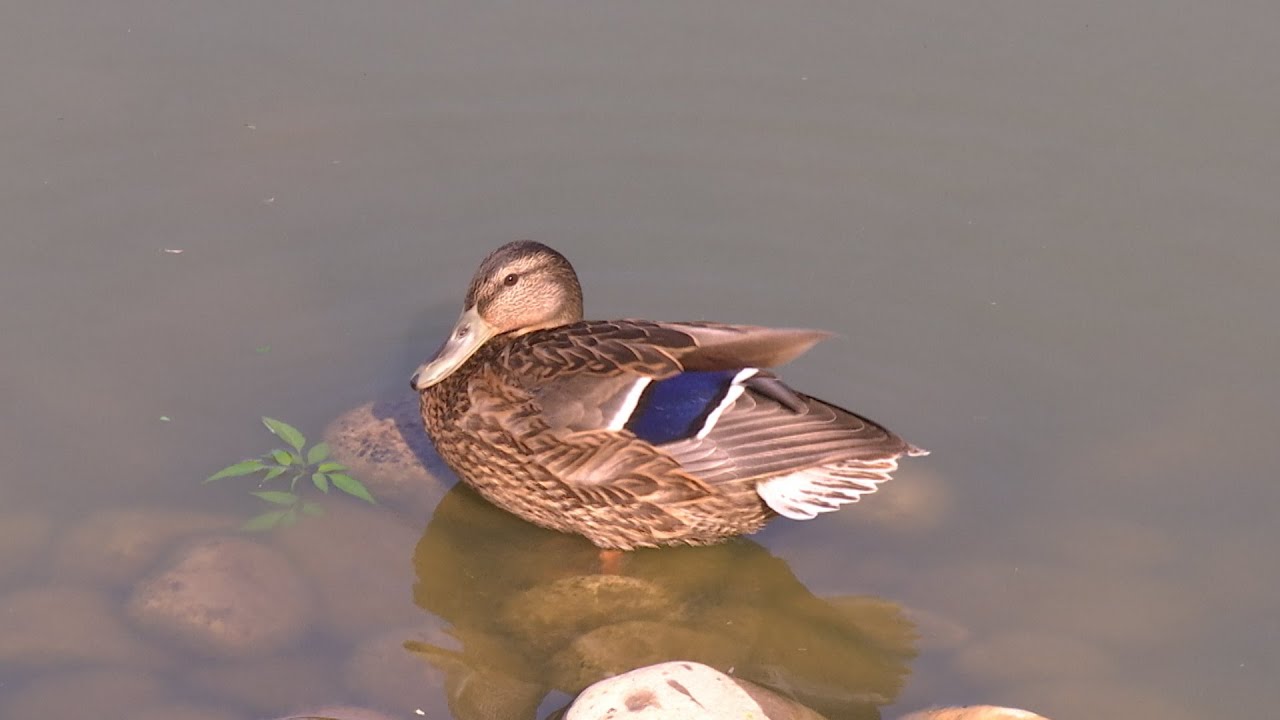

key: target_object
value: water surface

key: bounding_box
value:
[3,2,1278,718]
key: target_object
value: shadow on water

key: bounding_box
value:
[407,483,918,720]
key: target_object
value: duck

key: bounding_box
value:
[410,240,927,550]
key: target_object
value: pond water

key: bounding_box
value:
[3,2,1278,718]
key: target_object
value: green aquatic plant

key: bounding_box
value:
[206,417,376,530]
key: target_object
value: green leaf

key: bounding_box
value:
[316,462,347,473]
[241,510,288,531]
[271,449,293,466]
[251,490,299,505]
[280,507,299,527]
[311,472,330,493]
[330,473,376,504]
[301,501,325,517]
[206,459,265,482]
[306,443,329,465]
[262,465,288,482]
[263,417,306,451]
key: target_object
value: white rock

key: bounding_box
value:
[566,661,763,720]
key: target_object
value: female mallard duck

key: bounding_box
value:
[411,241,926,550]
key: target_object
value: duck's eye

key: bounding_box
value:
[502,273,519,286]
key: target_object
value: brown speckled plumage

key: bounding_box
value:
[412,242,926,550]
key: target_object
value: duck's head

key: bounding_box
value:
[411,241,584,391]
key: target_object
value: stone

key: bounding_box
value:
[1,668,165,720]
[499,574,681,653]
[0,510,52,581]
[566,661,805,720]
[128,536,312,657]
[0,584,164,669]
[899,707,1050,720]
[322,395,454,525]
[274,497,424,641]
[550,621,743,693]
[442,665,546,720]
[51,507,233,586]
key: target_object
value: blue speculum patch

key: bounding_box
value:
[625,369,740,445]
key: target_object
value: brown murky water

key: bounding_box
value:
[3,2,1278,718]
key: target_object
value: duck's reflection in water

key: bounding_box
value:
[409,484,916,720]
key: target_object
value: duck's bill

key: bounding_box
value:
[410,306,498,391]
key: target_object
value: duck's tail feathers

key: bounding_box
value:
[756,457,901,520]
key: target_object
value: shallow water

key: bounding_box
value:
[4,2,1278,718]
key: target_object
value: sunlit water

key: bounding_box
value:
[3,2,1278,719]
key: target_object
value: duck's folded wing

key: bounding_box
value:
[515,367,922,517]
[502,319,923,513]
[518,320,831,434]
[659,385,927,520]
[519,320,830,380]
[661,388,918,483]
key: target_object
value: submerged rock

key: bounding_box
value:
[500,574,681,653]
[52,506,233,586]
[550,620,743,693]
[566,661,825,720]
[322,395,453,525]
[442,665,545,720]
[0,585,164,668]
[128,536,312,657]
